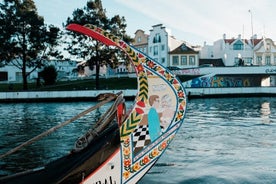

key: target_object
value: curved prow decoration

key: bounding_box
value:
[67,23,187,184]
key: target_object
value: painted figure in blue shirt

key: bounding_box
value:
[148,95,161,142]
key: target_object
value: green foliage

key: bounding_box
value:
[64,0,133,89]
[0,0,62,90]
[40,65,57,85]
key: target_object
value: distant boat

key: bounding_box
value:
[0,24,187,183]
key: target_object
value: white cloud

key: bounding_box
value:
[34,0,276,45]
[115,0,276,44]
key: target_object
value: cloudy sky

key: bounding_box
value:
[35,0,276,45]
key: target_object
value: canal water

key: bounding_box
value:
[0,97,275,183]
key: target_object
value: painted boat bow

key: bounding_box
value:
[67,23,187,184]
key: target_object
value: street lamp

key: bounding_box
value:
[248,9,253,38]
[248,9,254,65]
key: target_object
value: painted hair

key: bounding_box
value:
[149,95,159,106]
[161,94,171,103]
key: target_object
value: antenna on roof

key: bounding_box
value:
[248,9,254,64]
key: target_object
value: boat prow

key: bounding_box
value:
[67,24,187,183]
[0,23,187,184]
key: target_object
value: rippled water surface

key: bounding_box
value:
[140,97,276,184]
[0,101,116,176]
[0,97,276,183]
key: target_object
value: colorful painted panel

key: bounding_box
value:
[185,76,263,88]
[67,23,187,184]
[118,42,186,183]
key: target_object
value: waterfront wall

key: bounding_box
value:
[0,87,275,102]
[0,89,137,102]
[184,76,263,88]
[186,87,276,98]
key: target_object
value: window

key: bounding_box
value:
[181,44,187,51]
[161,58,165,63]
[153,45,158,56]
[247,57,253,64]
[265,56,271,65]
[181,56,187,65]
[137,36,141,43]
[266,43,271,51]
[153,33,161,43]
[257,56,262,65]
[233,40,244,50]
[172,56,179,65]
[161,44,165,51]
[189,56,195,65]
[234,57,240,65]
[0,71,8,81]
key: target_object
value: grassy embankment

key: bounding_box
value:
[0,77,137,92]
[0,75,191,92]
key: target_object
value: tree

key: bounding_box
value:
[0,0,62,90]
[40,65,57,85]
[65,0,133,89]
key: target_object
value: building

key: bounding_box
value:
[0,63,37,83]
[132,29,149,54]
[46,60,78,80]
[0,60,78,83]
[201,34,276,66]
[132,24,201,69]
[147,24,183,67]
[76,60,107,78]
[169,43,199,68]
[255,37,276,66]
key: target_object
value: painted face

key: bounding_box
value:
[161,100,167,108]
[153,98,160,108]
[161,95,171,108]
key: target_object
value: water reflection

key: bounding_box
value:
[1,97,276,183]
[140,97,276,184]
[261,102,271,124]
[0,102,109,175]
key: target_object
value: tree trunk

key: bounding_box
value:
[22,60,28,90]
[95,60,100,90]
[22,30,28,91]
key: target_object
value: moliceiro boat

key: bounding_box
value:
[0,24,187,184]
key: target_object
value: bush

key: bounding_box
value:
[40,65,57,85]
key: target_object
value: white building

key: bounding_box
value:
[0,60,78,83]
[46,60,78,80]
[0,63,37,83]
[148,24,183,67]
[254,37,276,66]
[201,34,276,66]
